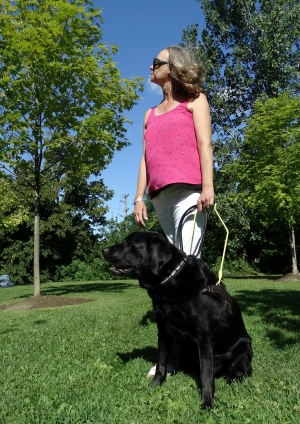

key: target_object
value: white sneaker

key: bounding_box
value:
[146,364,176,378]
[146,364,157,378]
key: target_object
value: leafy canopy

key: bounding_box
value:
[228,93,300,226]
[0,176,29,233]
[0,0,143,180]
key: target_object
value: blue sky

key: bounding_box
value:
[93,0,206,220]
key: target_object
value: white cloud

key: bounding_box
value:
[146,76,162,96]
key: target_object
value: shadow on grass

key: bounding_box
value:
[117,345,202,390]
[235,289,300,349]
[0,327,18,335]
[226,275,279,280]
[118,346,158,365]
[16,280,136,299]
[139,309,156,326]
[33,319,48,325]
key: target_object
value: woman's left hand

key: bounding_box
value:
[197,187,214,212]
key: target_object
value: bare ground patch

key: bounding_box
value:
[276,273,300,282]
[1,295,94,311]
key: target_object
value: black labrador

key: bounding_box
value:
[102,231,252,409]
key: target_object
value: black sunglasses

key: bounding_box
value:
[153,58,169,69]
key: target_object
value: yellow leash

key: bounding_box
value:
[188,204,229,284]
[214,203,229,284]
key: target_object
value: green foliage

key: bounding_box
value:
[203,172,300,274]
[0,176,112,284]
[229,93,300,225]
[0,0,143,175]
[0,174,30,232]
[1,279,300,423]
[211,256,259,277]
[226,93,300,273]
[0,239,34,285]
[58,260,96,282]
[245,220,300,274]
[142,195,164,233]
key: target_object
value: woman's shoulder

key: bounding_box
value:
[144,107,155,128]
[187,93,209,112]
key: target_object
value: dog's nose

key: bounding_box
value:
[102,247,109,256]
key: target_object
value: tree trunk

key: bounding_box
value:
[288,224,299,275]
[34,189,40,296]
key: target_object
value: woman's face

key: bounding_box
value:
[150,49,170,85]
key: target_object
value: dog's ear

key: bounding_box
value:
[149,237,172,275]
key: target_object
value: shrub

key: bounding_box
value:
[57,260,96,282]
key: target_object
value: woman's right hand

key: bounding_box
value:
[134,201,148,227]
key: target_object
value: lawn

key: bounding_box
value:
[1,277,300,424]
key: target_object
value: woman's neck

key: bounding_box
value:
[162,86,185,103]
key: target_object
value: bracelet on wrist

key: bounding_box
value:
[133,197,145,205]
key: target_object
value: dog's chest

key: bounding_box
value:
[155,303,202,340]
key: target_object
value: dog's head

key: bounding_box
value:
[103,231,218,296]
[102,231,181,284]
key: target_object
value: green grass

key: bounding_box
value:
[1,278,300,424]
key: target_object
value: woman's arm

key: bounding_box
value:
[189,94,214,212]
[133,109,151,227]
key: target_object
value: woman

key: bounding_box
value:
[134,45,214,376]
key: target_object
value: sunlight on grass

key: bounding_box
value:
[1,278,300,423]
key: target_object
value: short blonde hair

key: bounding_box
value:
[166,45,205,99]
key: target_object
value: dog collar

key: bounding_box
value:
[160,256,188,285]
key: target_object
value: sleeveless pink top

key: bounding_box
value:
[144,101,201,194]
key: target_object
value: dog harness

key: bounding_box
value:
[201,283,232,313]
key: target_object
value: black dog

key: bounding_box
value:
[102,231,252,409]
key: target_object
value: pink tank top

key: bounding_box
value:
[144,101,202,194]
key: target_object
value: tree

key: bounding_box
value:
[182,0,300,165]
[0,0,143,294]
[228,93,300,275]
[0,174,113,284]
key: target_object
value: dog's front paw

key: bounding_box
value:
[201,397,214,409]
[149,375,165,387]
